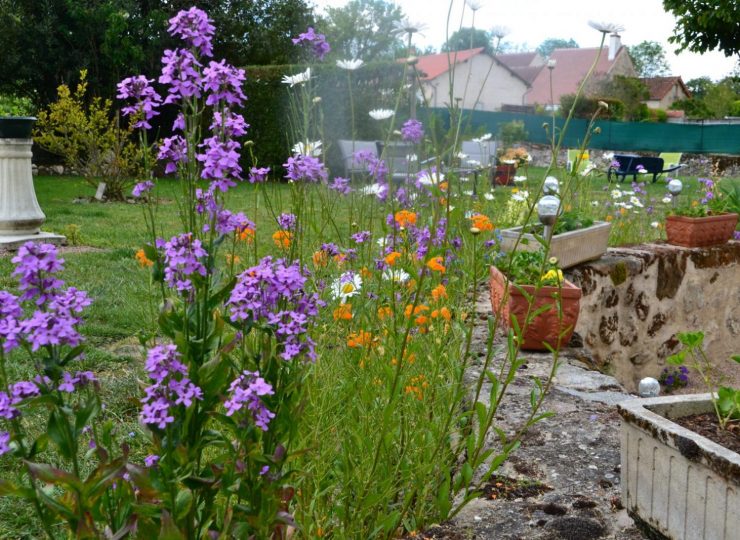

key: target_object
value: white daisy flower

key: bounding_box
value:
[591,201,600,206]
[512,190,529,202]
[463,190,474,196]
[662,196,672,204]
[588,21,625,34]
[331,272,362,302]
[281,67,311,87]
[611,189,622,199]
[382,268,410,283]
[416,170,444,186]
[651,221,660,228]
[336,58,364,70]
[472,133,492,143]
[484,192,495,201]
[603,152,614,161]
[513,175,527,183]
[629,196,644,208]
[369,109,394,120]
[456,152,468,160]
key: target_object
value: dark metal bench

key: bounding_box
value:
[608,154,682,183]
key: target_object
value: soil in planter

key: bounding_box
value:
[479,474,552,500]
[672,412,740,454]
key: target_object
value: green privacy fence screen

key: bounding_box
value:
[425,109,740,155]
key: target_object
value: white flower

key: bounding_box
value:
[393,17,427,37]
[512,190,529,202]
[651,221,660,228]
[603,152,614,161]
[610,189,622,199]
[581,164,597,176]
[622,190,635,195]
[292,140,322,157]
[456,152,468,159]
[662,196,672,204]
[361,183,387,197]
[465,159,481,167]
[406,154,418,162]
[629,196,644,208]
[464,210,476,218]
[484,192,495,201]
[376,236,389,248]
[500,159,516,165]
[416,170,444,186]
[369,109,394,121]
[463,190,474,196]
[588,21,625,34]
[513,175,527,183]
[465,0,483,10]
[591,200,600,206]
[382,268,410,283]
[281,67,311,87]
[471,133,492,143]
[336,58,364,70]
[331,272,362,302]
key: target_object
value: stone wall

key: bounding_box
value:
[565,241,740,392]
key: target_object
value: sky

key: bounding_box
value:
[311,0,738,82]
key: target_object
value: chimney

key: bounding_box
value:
[608,32,621,61]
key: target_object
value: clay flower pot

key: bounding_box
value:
[665,213,738,248]
[489,265,582,351]
[494,163,516,186]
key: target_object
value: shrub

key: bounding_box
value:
[0,94,34,116]
[34,70,145,201]
[559,94,624,120]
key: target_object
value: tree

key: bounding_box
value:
[536,38,578,58]
[442,27,492,54]
[628,41,671,78]
[664,0,740,56]
[685,77,713,99]
[317,0,405,61]
[0,0,315,107]
[597,75,650,121]
[703,81,737,118]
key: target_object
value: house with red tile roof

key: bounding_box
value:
[524,34,636,109]
[413,48,532,112]
[640,76,691,110]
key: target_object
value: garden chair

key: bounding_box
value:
[656,152,684,181]
[376,141,424,184]
[461,140,497,168]
[566,149,591,175]
[336,139,379,178]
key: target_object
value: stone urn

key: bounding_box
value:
[489,265,582,351]
[665,213,738,248]
[0,116,46,235]
[618,394,740,540]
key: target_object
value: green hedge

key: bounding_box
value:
[243,61,406,173]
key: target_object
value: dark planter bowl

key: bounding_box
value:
[0,117,37,139]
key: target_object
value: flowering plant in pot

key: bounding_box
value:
[490,249,582,351]
[665,177,739,247]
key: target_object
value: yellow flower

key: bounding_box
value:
[541,269,564,284]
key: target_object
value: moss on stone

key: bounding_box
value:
[609,261,628,286]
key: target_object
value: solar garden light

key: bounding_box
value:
[638,377,660,398]
[667,178,682,209]
[543,176,559,195]
[537,194,560,244]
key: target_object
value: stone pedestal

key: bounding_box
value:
[0,125,64,248]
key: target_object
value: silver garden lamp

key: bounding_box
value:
[537,194,561,244]
[667,179,682,209]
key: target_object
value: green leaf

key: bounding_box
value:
[74,396,100,434]
[158,511,186,540]
[436,473,451,519]
[174,488,193,522]
[731,355,740,364]
[677,331,703,348]
[666,351,686,365]
[24,461,81,492]
[47,410,75,461]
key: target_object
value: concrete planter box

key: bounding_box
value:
[500,221,611,269]
[617,394,740,540]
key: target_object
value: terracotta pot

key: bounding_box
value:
[493,163,515,186]
[489,265,582,351]
[665,213,738,248]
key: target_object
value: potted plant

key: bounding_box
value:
[495,147,529,186]
[618,331,739,540]
[490,249,582,351]
[665,177,739,247]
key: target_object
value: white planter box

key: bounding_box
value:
[617,394,740,540]
[499,221,611,269]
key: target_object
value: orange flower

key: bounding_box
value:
[619,207,627,216]
[470,213,494,232]
[432,307,452,321]
[431,284,447,302]
[426,256,445,273]
[405,375,429,400]
[384,251,402,266]
[404,304,429,318]
[438,197,447,206]
[333,303,352,321]
[377,306,393,320]
[394,210,417,228]
[239,227,255,243]
[135,249,153,268]
[439,181,448,192]
[312,250,328,268]
[414,315,429,326]
[605,215,614,222]
[347,330,375,349]
[391,352,416,365]
[272,230,292,249]
[361,266,373,279]
[226,253,241,266]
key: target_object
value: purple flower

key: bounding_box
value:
[203,60,247,106]
[11,381,39,401]
[224,370,275,430]
[329,176,351,195]
[320,243,341,256]
[144,454,160,467]
[117,75,162,130]
[132,181,155,197]
[159,48,203,104]
[248,167,270,183]
[162,233,209,293]
[158,135,189,175]
[210,111,249,138]
[354,151,388,182]
[173,113,186,131]
[292,27,331,60]
[215,210,253,236]
[351,231,371,244]
[58,371,96,393]
[0,292,22,353]
[401,119,424,144]
[277,213,297,230]
[0,431,10,455]
[228,257,321,362]
[0,392,19,420]
[284,154,328,183]
[11,242,64,305]
[167,7,215,57]
[197,136,242,190]
[734,231,740,241]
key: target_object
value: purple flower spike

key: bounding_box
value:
[284,154,328,183]
[292,27,330,60]
[11,242,65,305]
[162,233,209,293]
[159,48,203,104]
[329,176,351,195]
[401,119,424,144]
[248,167,270,184]
[277,213,297,230]
[224,370,275,430]
[133,181,155,197]
[158,135,189,175]
[167,7,215,57]
[0,432,10,455]
[203,60,247,107]
[117,75,162,130]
